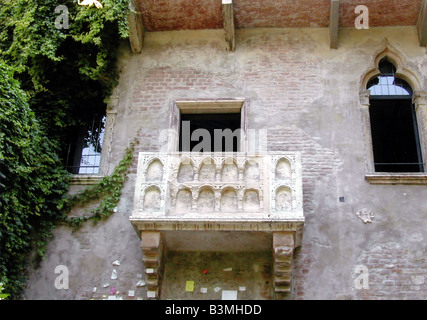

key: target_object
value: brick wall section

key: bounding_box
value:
[136,0,422,30]
[355,242,427,300]
[339,0,422,27]
[293,244,315,299]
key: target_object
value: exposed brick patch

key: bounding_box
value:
[234,0,330,28]
[339,0,422,28]
[137,0,222,31]
[355,242,427,300]
[293,243,315,299]
[268,126,343,218]
[136,0,422,30]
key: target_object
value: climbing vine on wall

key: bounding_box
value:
[0,0,130,149]
[0,60,70,299]
[63,138,138,229]
[0,0,131,298]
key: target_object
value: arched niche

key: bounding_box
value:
[146,159,163,181]
[275,158,292,180]
[199,158,216,182]
[175,188,192,213]
[177,160,194,182]
[221,158,238,182]
[275,186,292,211]
[220,188,237,212]
[244,160,260,182]
[143,186,161,211]
[243,189,260,212]
[197,187,215,212]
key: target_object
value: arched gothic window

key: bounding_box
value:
[367,59,424,172]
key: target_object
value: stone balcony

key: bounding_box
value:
[130,152,305,299]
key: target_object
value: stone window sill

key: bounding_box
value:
[365,173,427,185]
[70,174,105,185]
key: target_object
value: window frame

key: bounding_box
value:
[68,98,115,185]
[367,61,424,173]
[360,51,427,184]
[167,99,249,154]
[65,114,106,175]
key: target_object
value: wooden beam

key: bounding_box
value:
[417,0,427,46]
[222,0,235,51]
[128,0,144,53]
[329,0,340,49]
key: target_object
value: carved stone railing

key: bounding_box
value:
[130,152,304,235]
[130,152,304,299]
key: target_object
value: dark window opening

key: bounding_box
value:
[369,99,423,172]
[179,113,241,152]
[368,59,424,173]
[65,114,106,174]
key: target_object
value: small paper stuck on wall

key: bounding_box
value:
[185,281,195,292]
[222,290,237,300]
[111,269,118,280]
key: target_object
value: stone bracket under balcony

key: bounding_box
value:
[129,152,305,299]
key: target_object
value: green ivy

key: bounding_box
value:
[0,282,10,300]
[0,1,132,298]
[0,60,70,298]
[0,0,130,148]
[63,138,138,229]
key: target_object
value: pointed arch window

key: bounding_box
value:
[367,59,424,173]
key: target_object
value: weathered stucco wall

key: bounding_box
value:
[24,26,427,300]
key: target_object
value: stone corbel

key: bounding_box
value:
[273,232,295,299]
[359,89,370,106]
[413,90,427,109]
[140,231,164,300]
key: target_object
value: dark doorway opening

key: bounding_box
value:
[179,113,241,152]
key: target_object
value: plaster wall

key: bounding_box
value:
[24,26,427,300]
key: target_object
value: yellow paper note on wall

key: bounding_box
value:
[185,281,195,292]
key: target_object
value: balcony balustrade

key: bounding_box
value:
[129,152,305,299]
[130,152,304,234]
